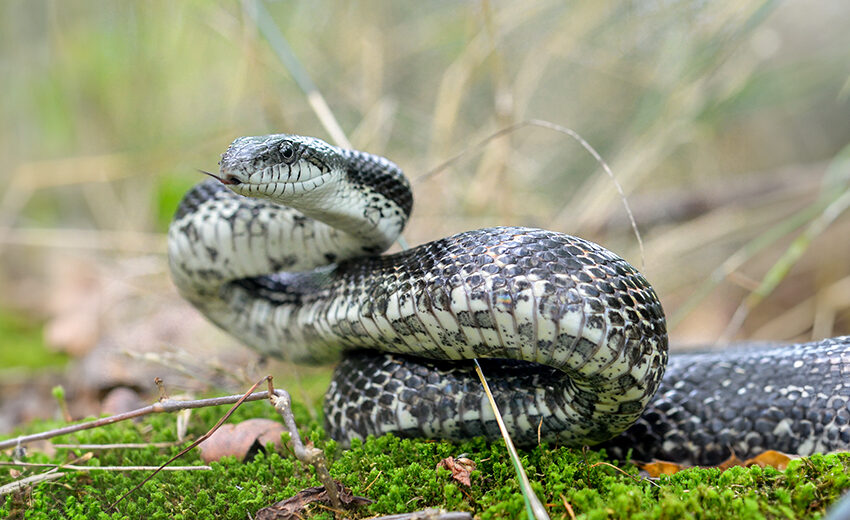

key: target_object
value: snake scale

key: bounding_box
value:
[168,134,850,465]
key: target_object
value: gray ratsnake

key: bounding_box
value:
[168,134,850,465]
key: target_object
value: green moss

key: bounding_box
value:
[2,401,849,519]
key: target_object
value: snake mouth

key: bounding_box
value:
[218,163,334,194]
[240,170,335,194]
[199,169,242,185]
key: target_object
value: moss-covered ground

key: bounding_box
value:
[2,399,849,519]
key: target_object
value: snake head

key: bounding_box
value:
[216,134,345,199]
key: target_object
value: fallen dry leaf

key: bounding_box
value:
[437,456,476,487]
[715,453,746,471]
[638,460,687,477]
[638,450,796,477]
[254,480,372,520]
[741,450,794,470]
[198,418,285,463]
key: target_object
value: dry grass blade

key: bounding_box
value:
[245,0,350,149]
[753,274,850,340]
[417,119,644,268]
[473,359,549,520]
[243,0,415,255]
[667,201,822,330]
[51,442,181,449]
[587,460,660,489]
[427,1,550,157]
[559,494,577,520]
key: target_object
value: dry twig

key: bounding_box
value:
[0,389,278,451]
[267,378,342,511]
[367,509,473,520]
[0,462,211,472]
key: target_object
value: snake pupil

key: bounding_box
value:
[281,142,296,163]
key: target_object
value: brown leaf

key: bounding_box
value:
[716,453,746,471]
[638,449,796,476]
[255,480,372,520]
[718,450,795,471]
[437,456,476,487]
[638,460,688,477]
[743,450,794,470]
[198,418,285,463]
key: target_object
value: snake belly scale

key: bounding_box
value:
[169,134,850,465]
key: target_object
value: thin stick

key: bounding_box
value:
[367,510,473,520]
[268,378,342,510]
[0,390,277,451]
[0,462,211,471]
[560,494,577,520]
[0,472,65,497]
[51,442,182,450]
[0,452,93,497]
[363,469,384,492]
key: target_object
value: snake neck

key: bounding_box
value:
[283,148,412,247]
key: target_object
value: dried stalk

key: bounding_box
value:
[368,509,473,520]
[0,472,65,496]
[0,462,211,471]
[268,380,342,511]
[0,390,275,451]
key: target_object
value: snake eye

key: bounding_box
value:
[280,142,297,164]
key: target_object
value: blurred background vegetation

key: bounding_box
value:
[1,0,849,431]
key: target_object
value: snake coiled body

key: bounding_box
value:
[169,134,850,465]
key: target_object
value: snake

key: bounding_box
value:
[168,133,850,465]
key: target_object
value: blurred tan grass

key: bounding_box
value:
[1,0,850,357]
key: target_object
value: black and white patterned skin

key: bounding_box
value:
[169,134,850,464]
[600,338,850,465]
